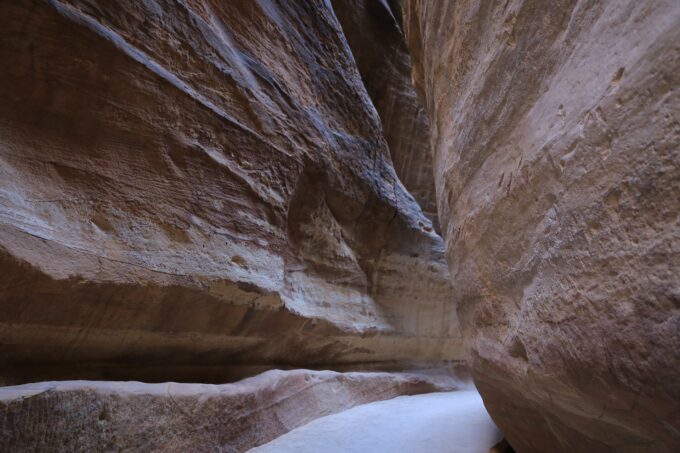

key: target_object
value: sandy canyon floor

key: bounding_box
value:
[251,391,501,453]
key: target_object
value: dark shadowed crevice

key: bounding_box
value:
[330,0,440,234]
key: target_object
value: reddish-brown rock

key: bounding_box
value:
[0,369,458,453]
[0,1,460,383]
[404,0,680,451]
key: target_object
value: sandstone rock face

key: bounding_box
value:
[331,0,438,231]
[0,369,456,452]
[404,1,680,451]
[0,1,460,383]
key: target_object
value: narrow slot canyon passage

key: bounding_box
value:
[0,0,678,452]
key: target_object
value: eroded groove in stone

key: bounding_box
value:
[0,369,459,453]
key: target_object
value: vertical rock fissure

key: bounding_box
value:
[330,0,440,234]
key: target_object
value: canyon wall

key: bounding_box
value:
[331,0,438,231]
[404,0,680,451]
[0,0,460,384]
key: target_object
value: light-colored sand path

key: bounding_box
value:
[249,391,501,453]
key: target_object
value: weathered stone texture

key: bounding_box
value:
[404,0,680,451]
[331,0,438,231]
[0,369,457,453]
[0,0,460,383]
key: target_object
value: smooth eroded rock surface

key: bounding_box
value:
[0,0,460,383]
[404,1,680,451]
[0,369,457,453]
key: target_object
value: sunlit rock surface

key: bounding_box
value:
[0,0,461,384]
[404,0,680,451]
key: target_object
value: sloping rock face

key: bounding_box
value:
[0,1,461,383]
[404,1,680,451]
[0,369,457,453]
[331,0,438,231]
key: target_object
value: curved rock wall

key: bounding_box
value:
[0,0,460,383]
[404,0,680,451]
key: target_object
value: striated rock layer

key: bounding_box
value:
[0,1,461,383]
[331,0,438,231]
[404,0,680,451]
[0,369,457,453]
